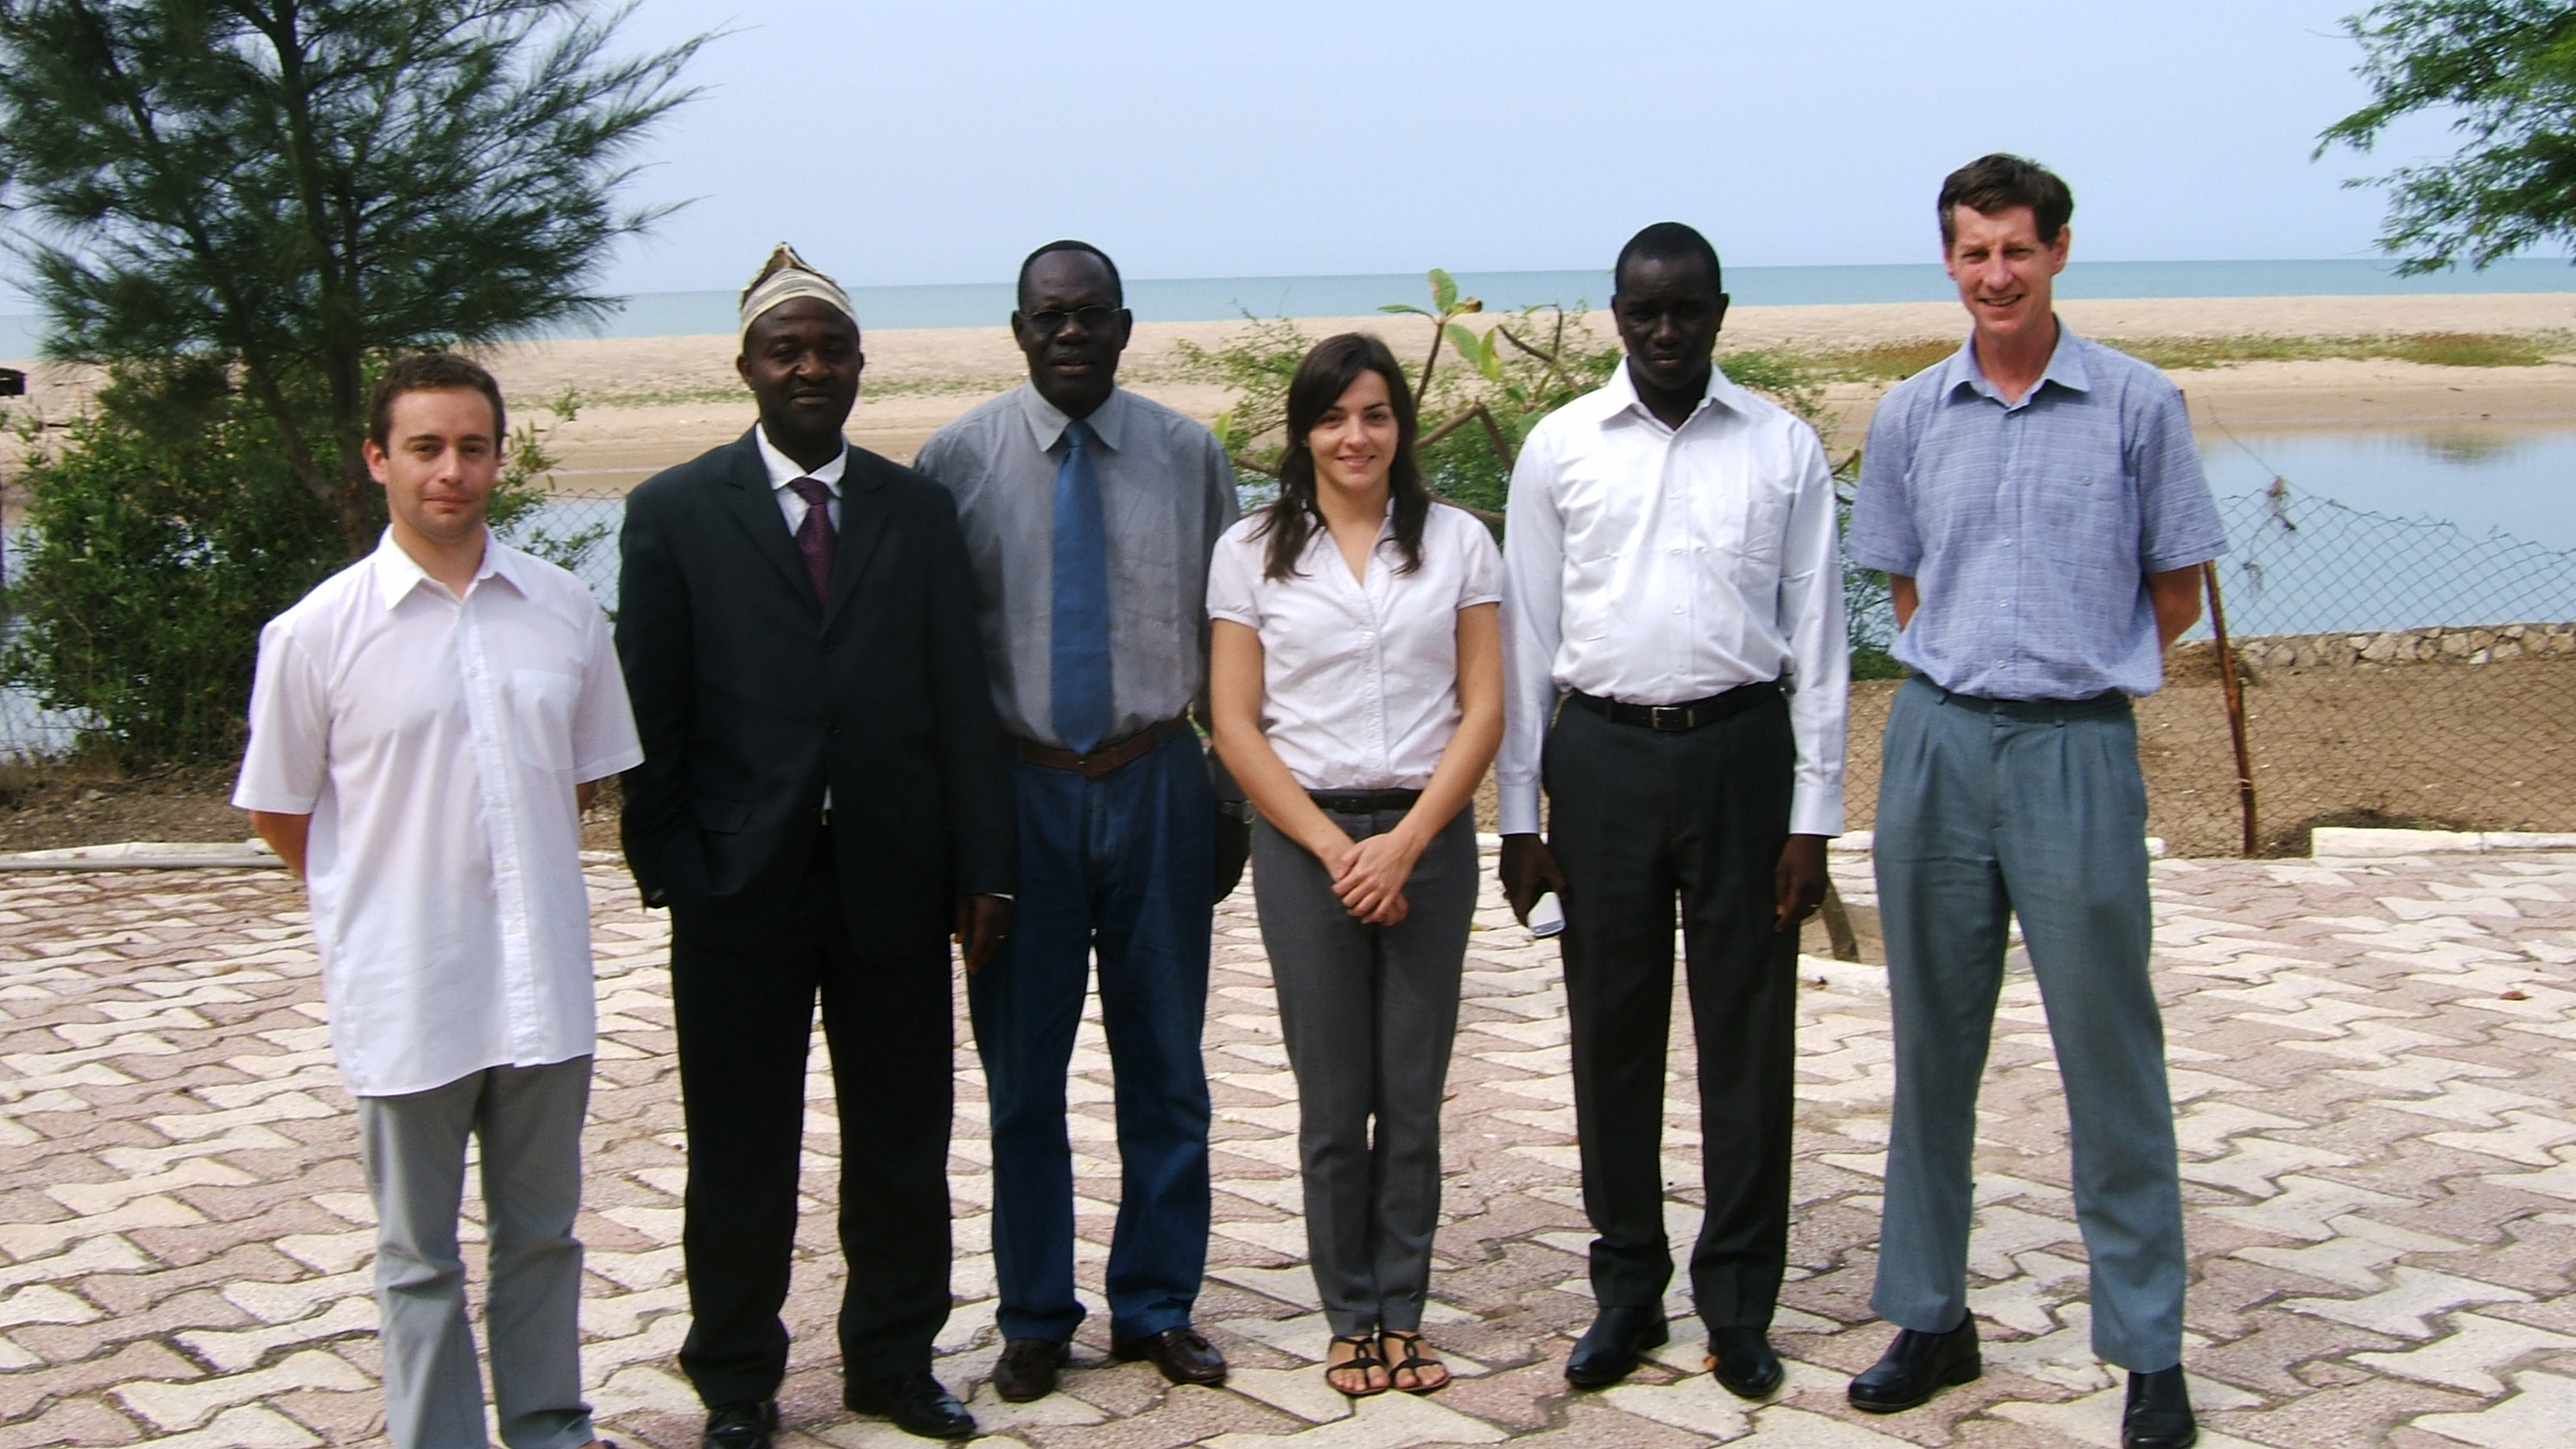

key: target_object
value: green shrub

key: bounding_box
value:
[2,365,591,762]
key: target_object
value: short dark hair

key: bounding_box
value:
[1614,221,1722,294]
[1017,240,1124,309]
[368,352,505,450]
[1938,153,2074,247]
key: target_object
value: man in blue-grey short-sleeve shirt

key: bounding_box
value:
[1841,155,2226,1449]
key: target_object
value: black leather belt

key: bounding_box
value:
[1922,681,2128,720]
[1015,716,1191,778]
[1308,788,1422,814]
[1567,680,1778,732]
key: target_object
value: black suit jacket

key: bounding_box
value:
[616,429,1014,955]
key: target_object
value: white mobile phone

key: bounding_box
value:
[1528,891,1565,938]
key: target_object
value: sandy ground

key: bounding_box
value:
[6,291,2575,491]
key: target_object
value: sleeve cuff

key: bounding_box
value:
[230,789,317,815]
[1496,779,1543,836]
[575,747,647,783]
[1841,546,1918,576]
[1790,785,1845,840]
[2142,546,2223,574]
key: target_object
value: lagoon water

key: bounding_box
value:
[2203,428,2576,551]
[6,258,2574,354]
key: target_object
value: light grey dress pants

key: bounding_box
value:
[357,1057,597,1449]
[1871,678,2186,1371]
[1252,807,1477,1337]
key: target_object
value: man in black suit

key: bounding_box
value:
[617,244,1014,1446]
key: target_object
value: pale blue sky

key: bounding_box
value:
[584,0,2460,293]
[0,1,2500,308]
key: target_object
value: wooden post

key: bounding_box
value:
[1818,878,1861,962]
[2202,559,2259,857]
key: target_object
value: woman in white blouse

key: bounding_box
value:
[1207,332,1504,1397]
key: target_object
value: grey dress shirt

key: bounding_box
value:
[916,385,1240,748]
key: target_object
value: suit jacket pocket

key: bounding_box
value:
[692,795,751,834]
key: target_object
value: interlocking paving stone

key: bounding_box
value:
[2,848,2574,1446]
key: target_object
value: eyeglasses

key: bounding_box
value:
[1024,304,1120,334]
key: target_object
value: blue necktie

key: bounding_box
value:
[1051,418,1113,754]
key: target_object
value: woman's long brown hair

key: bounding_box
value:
[1255,332,1430,581]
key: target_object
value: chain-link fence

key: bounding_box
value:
[9,485,2574,860]
[1838,491,2576,857]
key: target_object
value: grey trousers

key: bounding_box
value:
[1872,679,2186,1371]
[1252,807,1477,1337]
[357,1058,596,1449]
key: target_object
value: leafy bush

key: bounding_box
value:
[2,365,594,762]
[1176,270,1902,675]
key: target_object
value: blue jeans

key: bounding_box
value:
[1871,678,2186,1371]
[969,729,1214,1344]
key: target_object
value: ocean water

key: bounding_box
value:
[6,257,2574,356]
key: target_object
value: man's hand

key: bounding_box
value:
[954,894,1011,974]
[1499,832,1567,927]
[1773,834,1828,933]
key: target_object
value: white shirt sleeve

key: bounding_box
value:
[1205,522,1261,630]
[571,602,646,783]
[1496,425,1567,836]
[1456,510,1504,609]
[1778,426,1849,836]
[231,618,330,814]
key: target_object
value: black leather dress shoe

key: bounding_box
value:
[1563,1305,1670,1389]
[1707,1326,1784,1399]
[844,1373,976,1441]
[1848,1316,1980,1412]
[1112,1325,1228,1385]
[701,1401,778,1449]
[993,1337,1070,1402]
[2122,1365,2198,1449]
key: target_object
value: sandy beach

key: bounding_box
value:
[6,291,2574,490]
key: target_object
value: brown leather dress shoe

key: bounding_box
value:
[993,1337,1070,1402]
[1111,1325,1228,1385]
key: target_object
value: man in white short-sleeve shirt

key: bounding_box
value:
[234,353,641,1449]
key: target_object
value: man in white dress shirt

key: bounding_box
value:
[236,353,642,1449]
[1498,223,1848,1397]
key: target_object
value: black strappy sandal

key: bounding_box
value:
[1380,1330,1451,1395]
[1325,1333,1390,1397]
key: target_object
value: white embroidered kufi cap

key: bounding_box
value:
[737,242,857,341]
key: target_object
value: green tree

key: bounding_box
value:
[0,0,704,554]
[2322,1,2576,272]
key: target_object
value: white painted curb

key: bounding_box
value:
[2312,828,2576,858]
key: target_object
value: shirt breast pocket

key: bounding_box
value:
[2033,459,2139,567]
[506,669,578,774]
[1720,481,1792,572]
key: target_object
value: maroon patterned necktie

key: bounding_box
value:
[788,477,834,604]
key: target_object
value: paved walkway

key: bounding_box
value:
[2,845,2573,1448]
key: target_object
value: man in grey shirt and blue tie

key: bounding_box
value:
[915,240,1242,1403]
[1843,155,2225,1449]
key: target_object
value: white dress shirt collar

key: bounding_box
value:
[369,527,524,610]
[1595,356,1758,433]
[1018,384,1129,454]
[755,425,848,493]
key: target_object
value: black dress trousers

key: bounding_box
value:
[667,828,957,1404]
[1542,690,1799,1329]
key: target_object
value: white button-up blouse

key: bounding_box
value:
[1207,501,1502,792]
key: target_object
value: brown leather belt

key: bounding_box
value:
[1014,716,1191,778]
